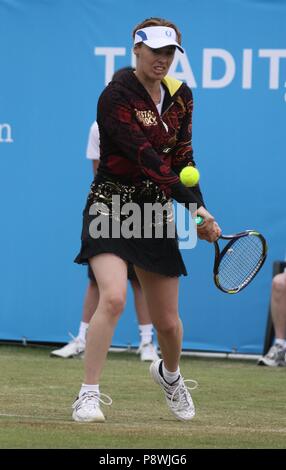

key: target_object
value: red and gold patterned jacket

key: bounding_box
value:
[96,69,205,208]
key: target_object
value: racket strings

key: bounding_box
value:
[217,235,264,291]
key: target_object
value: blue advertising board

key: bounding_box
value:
[1,0,285,352]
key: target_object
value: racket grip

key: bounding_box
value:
[195,215,205,226]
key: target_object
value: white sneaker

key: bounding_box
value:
[137,342,160,362]
[150,359,197,421]
[257,343,286,367]
[50,333,85,358]
[72,391,112,422]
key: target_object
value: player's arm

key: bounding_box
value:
[171,86,205,207]
[171,87,195,173]
[172,86,220,241]
[92,160,99,176]
[86,121,100,175]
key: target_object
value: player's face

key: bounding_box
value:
[134,44,175,81]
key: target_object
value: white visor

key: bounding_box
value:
[134,26,184,54]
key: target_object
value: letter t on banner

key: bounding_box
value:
[94,47,126,85]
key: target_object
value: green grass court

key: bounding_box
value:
[0,345,285,449]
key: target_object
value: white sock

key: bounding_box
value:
[162,363,180,385]
[275,338,286,348]
[139,323,153,344]
[77,321,89,343]
[79,384,99,397]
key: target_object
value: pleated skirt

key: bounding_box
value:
[74,179,187,278]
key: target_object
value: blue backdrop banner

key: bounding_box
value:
[1,0,285,353]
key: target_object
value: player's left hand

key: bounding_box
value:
[195,207,221,242]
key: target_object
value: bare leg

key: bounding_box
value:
[50,280,99,358]
[130,277,159,361]
[257,271,286,366]
[271,272,286,339]
[84,254,128,384]
[132,267,196,421]
[82,280,99,323]
[134,267,181,372]
[130,278,151,325]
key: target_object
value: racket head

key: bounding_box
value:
[214,230,267,294]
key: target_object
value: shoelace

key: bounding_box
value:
[267,344,283,359]
[68,332,81,344]
[170,378,198,410]
[137,342,156,353]
[66,332,86,352]
[73,391,112,410]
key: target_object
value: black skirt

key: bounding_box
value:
[74,179,187,278]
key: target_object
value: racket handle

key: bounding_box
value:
[195,215,205,226]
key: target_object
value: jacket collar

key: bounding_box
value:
[112,70,184,114]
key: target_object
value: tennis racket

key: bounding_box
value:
[195,216,267,294]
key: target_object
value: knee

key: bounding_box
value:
[272,273,286,298]
[155,316,180,336]
[101,291,126,318]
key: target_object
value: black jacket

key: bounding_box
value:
[96,69,205,208]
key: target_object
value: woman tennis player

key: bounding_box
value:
[73,17,221,422]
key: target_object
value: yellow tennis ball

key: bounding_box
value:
[179,166,200,187]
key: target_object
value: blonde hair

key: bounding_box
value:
[132,17,182,45]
